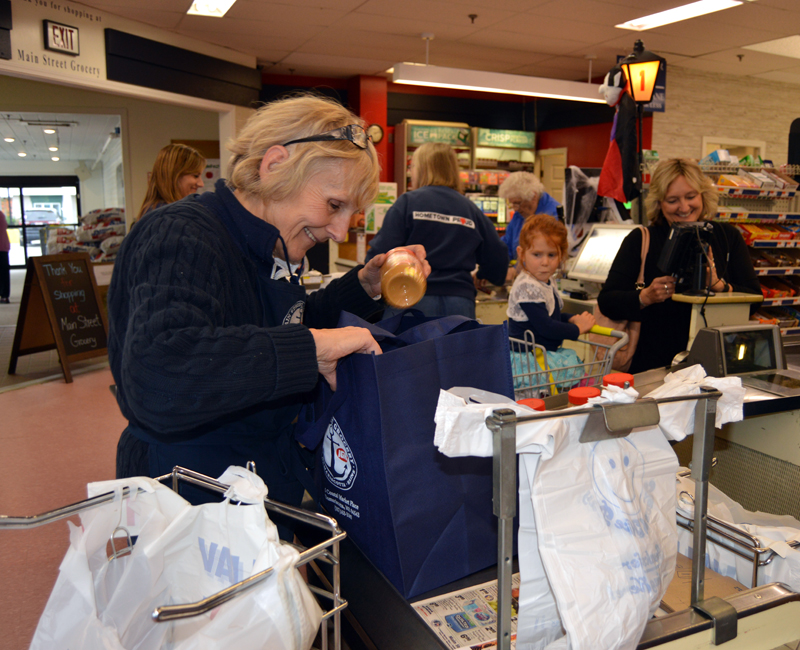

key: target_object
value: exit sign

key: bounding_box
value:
[43,20,80,56]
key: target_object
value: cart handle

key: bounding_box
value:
[589,325,624,337]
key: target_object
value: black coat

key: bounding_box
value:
[597,220,761,374]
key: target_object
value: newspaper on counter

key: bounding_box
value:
[411,573,521,650]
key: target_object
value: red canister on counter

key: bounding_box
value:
[603,372,634,389]
[517,397,545,411]
[568,386,601,406]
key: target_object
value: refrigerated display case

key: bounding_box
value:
[393,120,471,195]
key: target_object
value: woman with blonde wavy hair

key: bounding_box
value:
[109,94,430,535]
[137,143,207,219]
[597,157,760,374]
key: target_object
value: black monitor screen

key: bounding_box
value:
[658,222,714,292]
[722,328,777,375]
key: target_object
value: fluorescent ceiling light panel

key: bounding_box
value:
[744,35,800,60]
[187,0,236,17]
[392,63,606,104]
[616,0,741,31]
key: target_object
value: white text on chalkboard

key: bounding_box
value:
[69,334,97,349]
[52,289,86,303]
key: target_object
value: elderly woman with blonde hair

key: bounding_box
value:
[108,94,429,532]
[597,158,760,374]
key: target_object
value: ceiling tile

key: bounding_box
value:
[354,0,514,27]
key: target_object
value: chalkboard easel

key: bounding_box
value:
[9,253,109,383]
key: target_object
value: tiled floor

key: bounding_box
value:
[0,366,126,649]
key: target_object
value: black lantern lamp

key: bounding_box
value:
[620,40,665,222]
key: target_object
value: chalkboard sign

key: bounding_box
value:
[9,252,109,383]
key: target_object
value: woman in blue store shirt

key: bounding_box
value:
[498,171,561,283]
[366,142,508,319]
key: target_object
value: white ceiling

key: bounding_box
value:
[7,0,800,164]
[0,113,120,165]
[75,0,800,83]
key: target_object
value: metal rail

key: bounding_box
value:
[0,465,348,650]
[485,388,727,650]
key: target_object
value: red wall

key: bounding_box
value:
[260,73,656,180]
[537,116,652,168]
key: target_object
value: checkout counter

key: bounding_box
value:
[315,225,800,649]
[298,319,800,650]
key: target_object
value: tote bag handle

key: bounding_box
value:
[338,310,477,347]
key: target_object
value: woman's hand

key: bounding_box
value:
[505,265,518,285]
[310,327,382,391]
[639,275,676,307]
[569,311,596,334]
[358,245,431,298]
[705,248,727,292]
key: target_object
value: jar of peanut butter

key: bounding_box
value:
[380,248,426,308]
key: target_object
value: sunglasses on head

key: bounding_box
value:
[282,124,370,150]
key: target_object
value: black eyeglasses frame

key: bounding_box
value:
[281,124,370,150]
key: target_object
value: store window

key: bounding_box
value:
[0,177,81,268]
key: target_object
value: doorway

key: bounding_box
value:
[535,147,568,205]
[0,176,81,268]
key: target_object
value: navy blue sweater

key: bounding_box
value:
[108,180,380,441]
[366,185,508,299]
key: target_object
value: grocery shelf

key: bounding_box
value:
[715,186,797,199]
[761,297,800,307]
[716,212,800,221]
[748,240,800,248]
[755,267,800,276]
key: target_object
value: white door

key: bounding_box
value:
[535,147,568,206]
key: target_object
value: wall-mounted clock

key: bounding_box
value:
[367,124,384,144]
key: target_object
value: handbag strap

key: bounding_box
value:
[635,226,650,290]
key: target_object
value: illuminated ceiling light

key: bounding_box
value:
[4,137,14,142]
[49,146,58,152]
[187,0,236,17]
[18,152,26,157]
[51,156,60,161]
[616,0,743,31]
[43,128,56,134]
[392,63,606,104]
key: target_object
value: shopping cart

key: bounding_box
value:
[509,325,629,400]
[0,464,347,650]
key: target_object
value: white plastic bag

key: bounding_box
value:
[646,365,745,440]
[30,468,322,650]
[516,413,678,650]
[676,473,800,590]
[434,389,679,650]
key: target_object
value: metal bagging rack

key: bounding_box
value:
[676,483,800,590]
[510,326,629,399]
[0,464,347,650]
[485,388,745,648]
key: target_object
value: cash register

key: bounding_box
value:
[685,323,800,396]
[561,223,638,300]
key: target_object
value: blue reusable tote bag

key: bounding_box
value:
[296,310,514,598]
